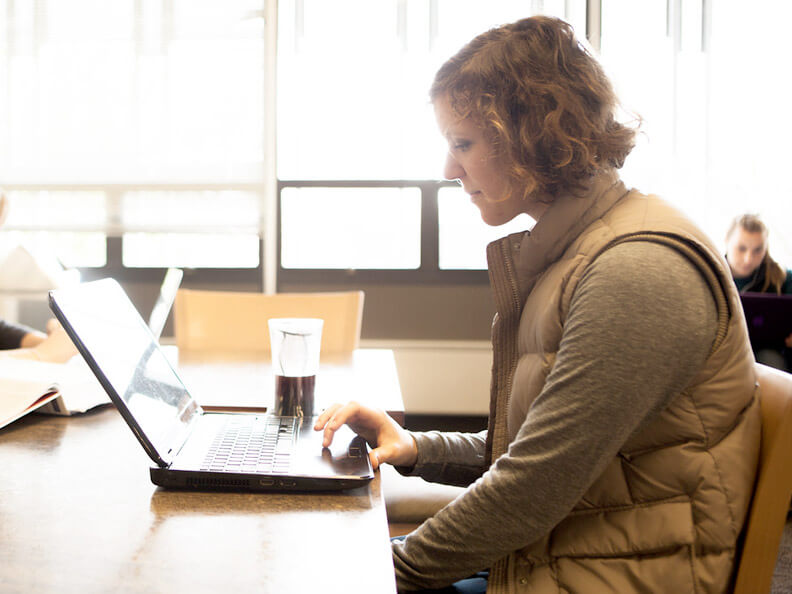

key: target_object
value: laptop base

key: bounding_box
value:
[150,465,373,492]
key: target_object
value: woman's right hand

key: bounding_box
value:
[314,402,418,470]
[30,326,77,363]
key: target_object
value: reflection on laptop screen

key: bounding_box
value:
[50,278,198,464]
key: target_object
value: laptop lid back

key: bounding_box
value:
[49,278,200,468]
[739,292,792,346]
[148,268,183,340]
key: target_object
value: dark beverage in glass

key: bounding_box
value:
[274,375,316,418]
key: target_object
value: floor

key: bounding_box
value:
[772,517,792,593]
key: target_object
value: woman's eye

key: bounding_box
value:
[454,141,471,151]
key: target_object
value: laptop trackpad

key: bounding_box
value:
[295,421,372,478]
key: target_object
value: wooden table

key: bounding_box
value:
[177,348,406,426]
[0,350,403,594]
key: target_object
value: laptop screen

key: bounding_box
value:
[49,278,200,467]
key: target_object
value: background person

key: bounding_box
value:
[1,317,51,350]
[726,212,792,370]
[317,16,758,594]
[0,193,77,363]
[0,318,76,363]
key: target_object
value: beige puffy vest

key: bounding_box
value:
[484,172,760,593]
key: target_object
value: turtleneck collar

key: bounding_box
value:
[514,169,629,300]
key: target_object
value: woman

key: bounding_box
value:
[726,213,792,370]
[726,213,792,294]
[317,17,758,593]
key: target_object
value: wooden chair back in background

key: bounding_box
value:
[733,363,792,593]
[174,289,364,354]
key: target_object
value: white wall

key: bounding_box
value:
[362,339,491,416]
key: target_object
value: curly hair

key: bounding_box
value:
[430,16,637,201]
[727,213,788,293]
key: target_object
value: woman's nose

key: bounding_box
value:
[444,152,464,181]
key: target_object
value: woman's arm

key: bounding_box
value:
[0,324,76,363]
[0,319,41,349]
[394,429,488,487]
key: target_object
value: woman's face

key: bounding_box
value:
[434,96,546,226]
[726,227,767,278]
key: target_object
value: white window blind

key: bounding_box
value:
[0,0,267,268]
[600,0,792,265]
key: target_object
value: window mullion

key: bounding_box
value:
[420,183,440,273]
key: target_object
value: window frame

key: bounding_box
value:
[276,179,489,288]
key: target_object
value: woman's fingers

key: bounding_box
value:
[45,318,62,335]
[313,402,417,468]
[314,403,343,431]
[318,401,368,447]
[368,449,381,471]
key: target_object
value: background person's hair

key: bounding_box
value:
[727,213,787,293]
[430,16,637,201]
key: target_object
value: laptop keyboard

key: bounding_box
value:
[200,416,296,474]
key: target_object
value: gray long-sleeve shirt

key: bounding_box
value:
[392,240,719,591]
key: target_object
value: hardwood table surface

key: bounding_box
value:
[176,347,406,426]
[0,349,403,594]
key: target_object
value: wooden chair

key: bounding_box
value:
[173,288,364,354]
[733,363,792,594]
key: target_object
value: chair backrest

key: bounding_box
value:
[174,289,364,354]
[733,363,792,594]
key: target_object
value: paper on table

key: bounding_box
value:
[0,357,110,430]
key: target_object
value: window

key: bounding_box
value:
[0,0,587,282]
[0,190,106,267]
[0,0,267,272]
[280,186,421,270]
[438,187,534,270]
[122,190,261,268]
[600,0,792,264]
[276,0,585,278]
[18,2,782,290]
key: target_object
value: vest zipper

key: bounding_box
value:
[491,238,523,460]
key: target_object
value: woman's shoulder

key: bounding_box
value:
[783,269,792,294]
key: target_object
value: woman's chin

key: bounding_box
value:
[479,212,512,227]
[734,268,755,279]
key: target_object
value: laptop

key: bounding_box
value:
[739,292,792,347]
[147,268,183,340]
[48,278,374,492]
